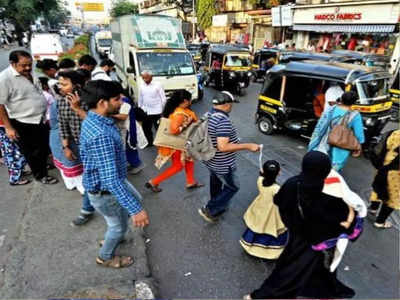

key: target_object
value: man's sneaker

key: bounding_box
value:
[198,206,218,223]
[71,213,93,226]
[129,163,145,175]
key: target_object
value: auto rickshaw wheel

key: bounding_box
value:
[258,117,274,135]
[390,108,399,122]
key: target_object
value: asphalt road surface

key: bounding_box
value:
[0,39,398,298]
[132,82,399,298]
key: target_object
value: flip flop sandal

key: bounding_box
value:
[98,239,126,248]
[145,182,162,193]
[9,179,31,186]
[186,182,205,190]
[374,221,392,229]
[39,176,58,185]
[96,256,133,268]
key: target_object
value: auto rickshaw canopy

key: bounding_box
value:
[267,60,392,84]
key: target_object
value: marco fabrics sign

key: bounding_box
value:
[294,2,399,25]
[314,11,362,21]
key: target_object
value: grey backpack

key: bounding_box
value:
[185,112,221,161]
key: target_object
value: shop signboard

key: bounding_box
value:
[213,14,228,27]
[75,2,104,12]
[272,7,281,27]
[281,5,293,26]
[294,2,399,24]
[272,5,293,27]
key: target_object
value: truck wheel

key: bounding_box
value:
[258,117,274,135]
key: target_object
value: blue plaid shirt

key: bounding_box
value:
[80,111,142,215]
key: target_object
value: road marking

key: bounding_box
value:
[0,235,5,247]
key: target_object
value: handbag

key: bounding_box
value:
[328,111,361,151]
[153,116,197,151]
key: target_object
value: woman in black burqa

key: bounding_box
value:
[247,151,357,299]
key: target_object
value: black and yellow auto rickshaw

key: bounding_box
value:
[389,70,399,121]
[255,60,393,152]
[331,50,391,70]
[203,44,252,95]
[252,48,280,82]
[252,49,350,82]
[187,43,203,69]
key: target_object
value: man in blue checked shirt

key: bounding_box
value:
[80,80,149,268]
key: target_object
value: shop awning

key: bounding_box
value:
[293,24,396,33]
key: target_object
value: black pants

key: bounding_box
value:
[10,119,50,180]
[142,114,161,146]
[370,201,394,224]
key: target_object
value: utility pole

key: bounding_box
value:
[192,0,195,41]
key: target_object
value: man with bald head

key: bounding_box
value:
[138,71,166,146]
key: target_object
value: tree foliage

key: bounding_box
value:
[110,0,138,18]
[45,6,71,28]
[197,0,217,30]
[0,0,60,31]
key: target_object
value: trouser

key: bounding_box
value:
[124,129,141,168]
[0,127,26,183]
[10,119,49,180]
[151,150,195,186]
[88,180,142,260]
[370,201,394,224]
[206,168,240,217]
[71,145,95,215]
[142,114,160,146]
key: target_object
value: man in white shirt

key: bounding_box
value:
[91,59,115,81]
[138,71,166,146]
[0,50,58,184]
[324,82,344,114]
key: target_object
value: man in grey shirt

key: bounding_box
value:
[0,50,58,184]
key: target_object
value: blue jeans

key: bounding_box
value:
[206,169,240,217]
[88,180,142,260]
[81,191,95,215]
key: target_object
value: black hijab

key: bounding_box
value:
[274,151,350,245]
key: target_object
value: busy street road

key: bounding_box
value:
[0,39,398,298]
[131,81,399,298]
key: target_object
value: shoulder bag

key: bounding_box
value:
[153,113,197,151]
[328,111,361,152]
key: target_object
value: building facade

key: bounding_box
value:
[292,0,399,56]
[207,0,277,50]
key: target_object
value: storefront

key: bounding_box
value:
[292,0,399,56]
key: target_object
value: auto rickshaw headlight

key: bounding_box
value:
[364,117,375,126]
[229,72,236,78]
[247,72,252,77]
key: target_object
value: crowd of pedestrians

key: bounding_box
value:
[0,48,398,298]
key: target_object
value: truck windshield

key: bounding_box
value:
[137,52,195,76]
[98,39,112,47]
